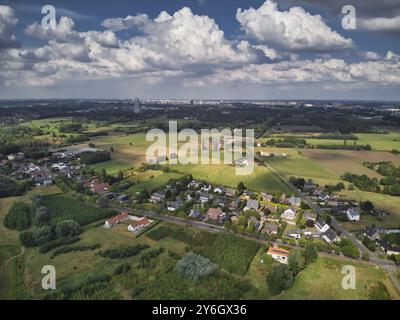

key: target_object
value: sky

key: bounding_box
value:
[0,0,399,101]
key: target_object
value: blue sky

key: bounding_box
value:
[0,0,399,100]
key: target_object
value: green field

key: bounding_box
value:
[168,162,292,194]
[126,170,184,194]
[356,132,400,151]
[266,131,400,151]
[260,148,341,186]
[277,256,399,300]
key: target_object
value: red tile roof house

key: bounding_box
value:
[207,207,223,220]
[267,247,289,264]
[104,211,129,229]
[89,180,110,194]
[127,217,151,234]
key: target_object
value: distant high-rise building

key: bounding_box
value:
[134,98,141,108]
[190,99,194,105]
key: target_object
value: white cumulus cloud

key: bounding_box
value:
[236,0,353,50]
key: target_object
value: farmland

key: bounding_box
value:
[168,162,293,194]
[264,131,400,151]
[38,194,116,226]
[125,170,184,194]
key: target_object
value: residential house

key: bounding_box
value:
[288,196,302,207]
[262,223,279,235]
[104,192,116,199]
[207,207,223,220]
[167,200,183,212]
[322,228,340,244]
[315,217,330,233]
[189,205,202,218]
[89,181,110,194]
[214,186,226,194]
[263,203,278,213]
[260,192,273,202]
[244,199,259,211]
[346,207,361,221]
[199,192,212,204]
[150,191,166,203]
[214,196,228,208]
[281,208,297,225]
[363,226,384,240]
[376,240,400,255]
[304,181,317,192]
[318,192,331,202]
[127,217,151,234]
[242,190,256,199]
[187,180,200,189]
[117,194,129,203]
[305,212,317,222]
[104,211,129,229]
[229,197,241,211]
[267,247,289,264]
[288,230,302,240]
[225,188,236,198]
[201,184,212,192]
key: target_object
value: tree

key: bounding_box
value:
[33,226,53,245]
[237,181,245,192]
[55,220,82,238]
[360,201,374,212]
[99,168,108,183]
[340,239,360,259]
[97,196,109,208]
[35,206,50,225]
[20,230,36,247]
[266,264,294,296]
[304,243,318,265]
[3,201,31,231]
[288,250,304,277]
[348,183,355,190]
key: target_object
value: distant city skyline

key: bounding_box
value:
[0,0,399,100]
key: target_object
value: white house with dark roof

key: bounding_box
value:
[346,207,360,221]
[244,199,259,211]
[322,229,340,244]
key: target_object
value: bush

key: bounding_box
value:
[51,243,100,258]
[38,237,81,253]
[99,244,149,259]
[138,247,164,268]
[362,237,377,252]
[174,253,218,282]
[4,201,32,231]
[79,151,111,165]
[55,220,82,238]
[340,239,360,259]
[304,243,318,264]
[113,263,131,275]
